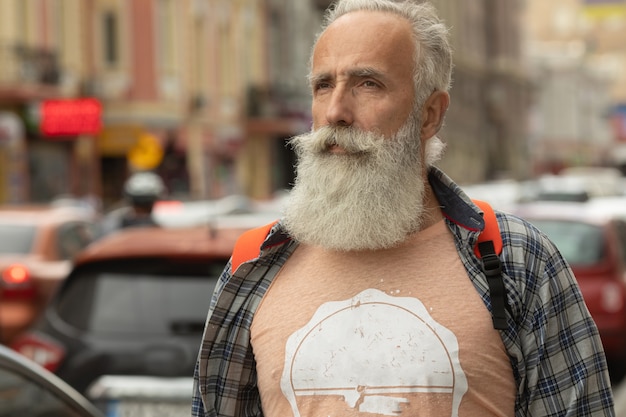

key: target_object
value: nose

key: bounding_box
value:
[324,85,354,127]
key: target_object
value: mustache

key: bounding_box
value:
[289,126,386,156]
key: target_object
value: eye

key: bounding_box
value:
[361,79,380,89]
[313,81,332,91]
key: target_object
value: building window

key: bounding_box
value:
[103,11,118,66]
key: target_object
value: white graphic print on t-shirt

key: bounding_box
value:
[280,288,468,416]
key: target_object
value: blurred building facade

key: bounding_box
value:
[523,0,626,174]
[90,0,315,206]
[434,0,533,183]
[0,0,533,206]
[0,0,98,204]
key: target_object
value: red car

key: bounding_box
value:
[0,204,99,344]
[9,224,251,402]
[513,197,626,378]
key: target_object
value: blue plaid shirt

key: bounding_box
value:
[192,167,615,417]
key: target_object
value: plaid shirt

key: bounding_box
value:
[192,167,615,417]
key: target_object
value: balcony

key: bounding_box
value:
[0,43,61,85]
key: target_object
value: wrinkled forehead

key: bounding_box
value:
[311,10,416,75]
[315,10,415,52]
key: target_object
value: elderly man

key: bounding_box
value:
[192,1,615,416]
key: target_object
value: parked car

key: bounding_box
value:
[86,375,193,417]
[0,204,100,344]
[151,194,285,229]
[0,343,104,417]
[9,224,251,403]
[513,197,626,379]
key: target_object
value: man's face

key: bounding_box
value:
[310,10,417,140]
[282,11,431,252]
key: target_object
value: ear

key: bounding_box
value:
[420,90,450,140]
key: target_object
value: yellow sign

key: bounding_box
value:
[98,125,143,156]
[582,0,626,19]
[127,133,164,170]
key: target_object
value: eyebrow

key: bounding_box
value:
[309,66,386,88]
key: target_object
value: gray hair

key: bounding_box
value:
[313,0,453,105]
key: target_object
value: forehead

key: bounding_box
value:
[312,10,415,77]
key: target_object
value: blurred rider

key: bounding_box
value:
[100,171,166,235]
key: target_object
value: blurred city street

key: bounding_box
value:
[1,0,626,415]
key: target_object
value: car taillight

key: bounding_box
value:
[10,333,66,373]
[1,264,35,298]
[2,264,30,285]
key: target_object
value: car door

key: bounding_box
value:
[0,345,104,417]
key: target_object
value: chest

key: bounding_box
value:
[250,224,515,416]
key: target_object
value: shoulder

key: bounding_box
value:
[495,210,564,263]
[494,210,583,325]
[495,210,574,289]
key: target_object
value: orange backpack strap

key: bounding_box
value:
[471,199,507,330]
[231,220,278,273]
[472,199,502,257]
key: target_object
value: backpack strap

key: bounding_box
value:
[472,199,502,257]
[229,201,509,330]
[231,220,278,273]
[472,199,508,330]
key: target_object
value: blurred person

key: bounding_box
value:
[100,171,165,234]
[192,1,615,416]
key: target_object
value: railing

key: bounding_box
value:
[0,43,60,85]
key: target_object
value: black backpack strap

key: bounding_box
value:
[472,199,510,331]
[477,240,508,330]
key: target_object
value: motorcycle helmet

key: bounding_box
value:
[123,171,166,207]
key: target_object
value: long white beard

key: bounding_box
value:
[283,114,427,251]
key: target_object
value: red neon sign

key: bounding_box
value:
[41,98,102,137]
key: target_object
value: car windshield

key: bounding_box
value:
[0,365,87,417]
[55,259,226,335]
[527,219,605,266]
[0,224,36,254]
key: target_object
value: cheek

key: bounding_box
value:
[375,105,413,136]
[311,101,326,129]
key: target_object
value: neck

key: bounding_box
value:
[419,184,443,230]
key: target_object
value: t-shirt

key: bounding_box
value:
[250,220,516,417]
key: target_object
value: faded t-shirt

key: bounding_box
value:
[250,220,515,417]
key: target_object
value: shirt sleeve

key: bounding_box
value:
[191,361,210,417]
[516,233,615,416]
[191,260,234,417]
